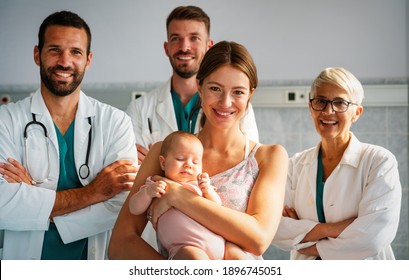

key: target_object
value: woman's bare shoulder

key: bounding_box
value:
[254,142,288,162]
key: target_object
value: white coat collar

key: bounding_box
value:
[157,78,172,102]
[301,132,362,168]
[30,89,94,118]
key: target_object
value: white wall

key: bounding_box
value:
[0,0,407,87]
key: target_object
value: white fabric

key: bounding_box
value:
[272,133,401,260]
[0,89,137,259]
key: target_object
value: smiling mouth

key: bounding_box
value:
[214,109,234,117]
[320,120,338,125]
[55,72,73,78]
[177,55,194,61]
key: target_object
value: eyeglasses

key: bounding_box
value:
[309,98,358,113]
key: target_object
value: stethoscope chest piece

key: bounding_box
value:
[79,163,90,180]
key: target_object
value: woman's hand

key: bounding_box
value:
[147,175,182,229]
[0,158,34,185]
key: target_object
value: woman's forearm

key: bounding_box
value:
[109,193,164,260]
[302,217,355,243]
[169,186,274,255]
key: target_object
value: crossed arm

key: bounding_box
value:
[0,157,137,218]
[282,206,355,257]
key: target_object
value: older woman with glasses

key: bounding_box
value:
[272,67,402,260]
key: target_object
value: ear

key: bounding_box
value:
[352,105,363,123]
[159,155,166,171]
[245,88,256,110]
[249,88,255,99]
[163,41,169,57]
[207,39,214,50]
[85,51,92,70]
[197,80,202,98]
[34,46,40,66]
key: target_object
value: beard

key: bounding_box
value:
[169,52,199,79]
[40,63,85,97]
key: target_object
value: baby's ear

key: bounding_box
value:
[159,155,166,171]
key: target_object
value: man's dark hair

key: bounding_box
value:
[166,6,210,36]
[38,10,91,55]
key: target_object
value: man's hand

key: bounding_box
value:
[136,144,150,165]
[85,160,137,202]
[50,159,138,218]
[0,158,34,185]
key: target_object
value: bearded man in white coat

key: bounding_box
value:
[0,11,137,260]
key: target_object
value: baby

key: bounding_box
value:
[129,131,247,259]
[129,131,224,259]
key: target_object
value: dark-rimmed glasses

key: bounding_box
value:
[309,98,358,113]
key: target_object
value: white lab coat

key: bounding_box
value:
[0,89,137,259]
[272,133,402,259]
[126,78,259,149]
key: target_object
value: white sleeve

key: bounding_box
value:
[272,158,318,250]
[0,105,55,231]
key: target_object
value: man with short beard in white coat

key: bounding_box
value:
[0,11,137,260]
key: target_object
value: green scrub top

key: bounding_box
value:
[41,120,88,260]
[316,148,326,223]
[171,90,200,133]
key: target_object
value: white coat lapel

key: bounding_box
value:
[302,145,320,212]
[30,90,59,188]
[31,90,58,154]
[156,90,177,132]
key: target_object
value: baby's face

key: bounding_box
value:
[161,137,203,183]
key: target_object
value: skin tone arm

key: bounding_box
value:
[129,180,166,215]
[283,206,355,257]
[149,143,288,256]
[0,158,137,218]
[109,142,166,259]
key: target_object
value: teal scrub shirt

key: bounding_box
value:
[41,120,88,260]
[316,148,326,223]
[171,90,200,133]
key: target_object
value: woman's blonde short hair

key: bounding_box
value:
[310,67,364,105]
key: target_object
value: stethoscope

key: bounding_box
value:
[188,100,201,134]
[24,113,92,184]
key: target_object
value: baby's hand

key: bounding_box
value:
[147,180,166,198]
[198,173,211,193]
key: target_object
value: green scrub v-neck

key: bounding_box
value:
[316,148,326,223]
[41,120,88,260]
[171,90,200,133]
